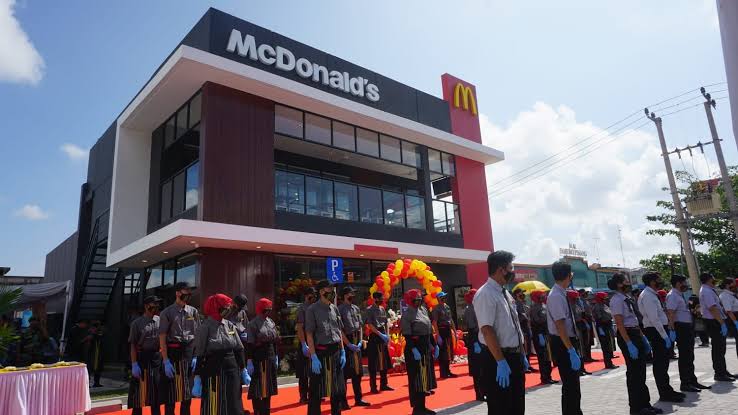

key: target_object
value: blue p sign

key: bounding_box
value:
[326,257,344,283]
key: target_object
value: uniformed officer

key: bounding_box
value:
[698,272,734,381]
[227,294,250,344]
[401,289,439,415]
[191,294,248,415]
[568,290,591,377]
[638,272,684,403]
[547,261,583,415]
[592,292,618,369]
[246,298,279,415]
[463,288,486,400]
[128,296,163,415]
[577,289,595,363]
[718,278,738,362]
[159,281,200,415]
[431,291,457,378]
[366,291,393,393]
[88,320,105,387]
[530,290,557,384]
[666,275,709,392]
[473,250,527,415]
[609,273,661,415]
[296,287,317,403]
[305,280,349,415]
[513,288,534,371]
[338,286,370,409]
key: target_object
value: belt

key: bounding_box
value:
[501,347,522,354]
[439,323,451,329]
[315,342,341,350]
[167,341,192,348]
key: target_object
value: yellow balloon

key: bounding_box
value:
[381,271,389,279]
[393,267,401,277]
[369,286,377,294]
[395,259,404,270]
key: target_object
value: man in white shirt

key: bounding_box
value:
[718,278,738,362]
[699,272,733,381]
[637,272,684,403]
[473,250,527,415]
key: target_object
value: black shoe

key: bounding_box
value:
[529,367,539,373]
[380,385,394,391]
[355,400,371,407]
[424,409,437,415]
[475,395,486,401]
[693,382,712,390]
[605,364,619,369]
[340,401,351,411]
[715,374,735,382]
[673,391,687,399]
[648,406,664,414]
[659,394,684,403]
[446,373,458,378]
[370,387,379,394]
[92,383,103,388]
[630,409,655,415]
[299,397,309,404]
[680,385,700,392]
[541,379,559,384]
[583,358,597,363]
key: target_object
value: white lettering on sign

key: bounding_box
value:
[226,29,380,102]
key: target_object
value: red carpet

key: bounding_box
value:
[102,352,624,415]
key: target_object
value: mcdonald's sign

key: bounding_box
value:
[453,83,478,116]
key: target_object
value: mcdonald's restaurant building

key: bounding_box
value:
[45,8,504,362]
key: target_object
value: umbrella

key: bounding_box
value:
[512,280,550,295]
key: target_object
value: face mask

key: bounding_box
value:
[219,308,230,318]
[262,309,272,318]
[179,292,192,302]
[306,295,315,304]
[505,271,515,283]
[347,295,355,303]
[374,296,383,303]
[323,291,336,302]
[146,305,159,314]
[680,284,689,292]
[655,280,664,289]
[412,299,422,307]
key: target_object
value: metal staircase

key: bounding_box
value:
[70,211,120,323]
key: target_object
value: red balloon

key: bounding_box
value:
[432,281,442,287]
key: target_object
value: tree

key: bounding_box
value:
[0,286,21,364]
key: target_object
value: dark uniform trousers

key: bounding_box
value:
[643,327,675,397]
[531,327,552,382]
[705,319,728,376]
[550,336,582,415]
[367,332,390,390]
[576,322,592,361]
[296,351,310,401]
[674,322,697,387]
[596,324,615,366]
[438,325,454,377]
[465,329,484,398]
[479,346,525,415]
[728,320,738,360]
[616,330,651,413]
[163,344,193,415]
[308,343,346,415]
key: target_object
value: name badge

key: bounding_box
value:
[187,317,195,321]
[228,331,236,335]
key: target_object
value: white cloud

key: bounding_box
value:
[14,204,49,220]
[483,103,695,268]
[60,143,88,161]
[0,0,44,85]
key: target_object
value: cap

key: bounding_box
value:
[341,286,355,296]
[234,294,248,308]
[315,280,334,291]
[174,281,196,291]
[372,291,384,299]
[303,287,317,296]
[437,291,448,298]
[143,295,162,305]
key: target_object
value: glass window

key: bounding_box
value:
[383,191,405,227]
[305,113,331,145]
[401,141,421,168]
[176,255,197,287]
[447,203,461,234]
[356,128,379,157]
[275,171,288,212]
[306,177,334,217]
[359,187,382,224]
[176,106,188,139]
[276,172,306,214]
[428,149,443,173]
[161,180,172,222]
[406,195,426,230]
[163,261,176,287]
[380,135,401,163]
[185,162,199,210]
[342,259,371,284]
[334,182,358,221]
[332,121,355,151]
[432,200,448,232]
[172,171,186,216]
[275,105,303,138]
[189,93,201,128]
[145,266,162,292]
[442,153,456,176]
[164,116,176,148]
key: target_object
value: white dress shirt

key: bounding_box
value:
[473,277,524,349]
[719,291,738,313]
[637,286,668,339]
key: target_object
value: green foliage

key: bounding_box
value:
[0,286,21,362]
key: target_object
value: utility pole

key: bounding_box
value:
[617,226,627,268]
[701,87,738,238]
[645,108,701,289]
[593,237,601,264]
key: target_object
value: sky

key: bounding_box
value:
[0,0,735,276]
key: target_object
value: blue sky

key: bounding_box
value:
[0,0,734,275]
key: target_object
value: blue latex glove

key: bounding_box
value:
[433,344,440,360]
[310,354,322,374]
[642,337,652,355]
[734,321,738,331]
[192,375,202,397]
[190,357,197,372]
[626,341,639,359]
[247,359,255,375]
[274,355,279,368]
[239,332,248,342]
[356,341,363,351]
[164,358,175,379]
[496,359,511,388]
[522,355,530,371]
[598,327,605,337]
[301,342,310,357]
[664,336,672,349]
[721,323,729,337]
[347,343,361,353]
[379,333,390,343]
[339,349,346,369]
[473,342,482,354]
[668,330,677,343]
[567,347,582,371]
[241,368,251,385]
[131,362,142,379]
[412,347,421,361]
[436,334,443,346]
[538,334,546,346]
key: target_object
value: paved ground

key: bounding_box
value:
[444,340,738,415]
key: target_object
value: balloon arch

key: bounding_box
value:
[367,259,443,310]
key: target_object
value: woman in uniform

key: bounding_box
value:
[128,296,163,415]
[400,289,439,415]
[191,294,250,415]
[246,298,279,415]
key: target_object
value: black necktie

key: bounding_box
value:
[502,288,524,350]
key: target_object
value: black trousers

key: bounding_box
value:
[296,351,310,400]
[531,329,552,382]
[550,336,582,415]
[367,334,389,390]
[643,327,675,397]
[576,323,592,360]
[705,319,728,376]
[252,397,271,415]
[133,408,160,415]
[674,322,697,386]
[438,326,454,377]
[341,373,363,405]
[728,320,738,360]
[479,347,525,415]
[616,330,651,412]
[596,324,615,365]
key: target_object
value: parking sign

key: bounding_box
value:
[326,257,344,283]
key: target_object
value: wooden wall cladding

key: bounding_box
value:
[198,248,275,313]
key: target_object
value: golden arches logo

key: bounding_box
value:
[453,83,477,116]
